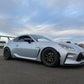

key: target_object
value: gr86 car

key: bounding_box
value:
[4,34,84,67]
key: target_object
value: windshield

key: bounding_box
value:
[31,35,52,42]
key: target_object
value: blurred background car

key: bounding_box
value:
[78,43,84,49]
[0,41,6,48]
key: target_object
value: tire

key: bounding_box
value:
[41,48,60,67]
[3,47,12,60]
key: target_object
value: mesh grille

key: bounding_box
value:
[76,53,84,61]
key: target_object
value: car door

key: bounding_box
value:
[14,35,40,58]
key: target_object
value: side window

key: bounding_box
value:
[14,35,34,42]
[18,36,25,42]
[13,37,19,42]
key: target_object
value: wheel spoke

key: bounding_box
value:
[44,51,55,65]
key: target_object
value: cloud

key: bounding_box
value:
[53,37,72,42]
[0,0,84,43]
[15,24,84,37]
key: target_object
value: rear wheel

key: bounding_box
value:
[4,47,12,60]
[41,48,60,67]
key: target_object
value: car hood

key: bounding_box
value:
[58,42,84,52]
[35,41,84,52]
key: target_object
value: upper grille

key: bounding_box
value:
[76,53,84,61]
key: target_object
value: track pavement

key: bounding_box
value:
[0,49,84,84]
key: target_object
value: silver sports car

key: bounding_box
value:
[4,34,84,67]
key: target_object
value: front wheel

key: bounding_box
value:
[3,48,12,60]
[41,48,60,67]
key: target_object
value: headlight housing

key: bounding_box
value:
[59,44,75,51]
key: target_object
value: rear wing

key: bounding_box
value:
[0,35,15,41]
[0,35,15,47]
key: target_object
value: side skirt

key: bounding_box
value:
[14,53,37,60]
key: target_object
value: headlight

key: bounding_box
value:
[59,44,75,51]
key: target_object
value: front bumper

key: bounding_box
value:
[64,52,84,65]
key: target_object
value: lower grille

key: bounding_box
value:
[76,53,84,61]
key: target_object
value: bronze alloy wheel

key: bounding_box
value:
[44,50,55,65]
[41,48,60,67]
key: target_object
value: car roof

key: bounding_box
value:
[18,34,42,37]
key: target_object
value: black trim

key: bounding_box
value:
[76,53,84,61]
[62,63,84,66]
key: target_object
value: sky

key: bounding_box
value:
[0,0,84,43]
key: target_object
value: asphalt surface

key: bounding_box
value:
[0,48,84,84]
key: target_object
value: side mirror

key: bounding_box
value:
[24,38,32,43]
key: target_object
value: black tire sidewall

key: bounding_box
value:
[41,48,60,67]
[4,48,11,60]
